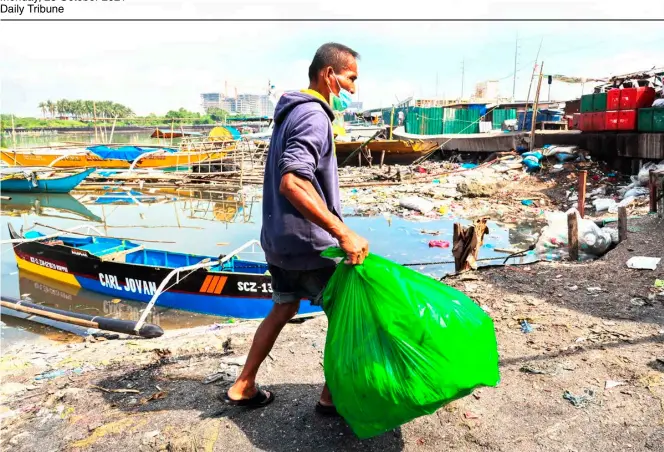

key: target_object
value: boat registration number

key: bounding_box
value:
[237,282,272,293]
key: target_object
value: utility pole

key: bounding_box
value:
[461,59,465,100]
[521,37,543,130]
[511,32,519,102]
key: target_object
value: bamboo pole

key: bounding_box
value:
[93,102,98,142]
[529,62,544,152]
[109,116,118,143]
[0,300,98,328]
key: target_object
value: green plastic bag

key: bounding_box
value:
[321,247,500,439]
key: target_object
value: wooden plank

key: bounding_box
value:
[0,300,98,328]
[618,206,627,242]
[577,170,588,218]
[567,211,579,261]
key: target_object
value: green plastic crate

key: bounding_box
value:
[580,94,594,113]
[593,92,607,112]
[654,109,664,132]
[638,108,654,132]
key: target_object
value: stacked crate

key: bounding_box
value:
[580,86,657,132]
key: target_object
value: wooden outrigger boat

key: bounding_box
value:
[0,167,95,193]
[0,145,229,170]
[334,138,440,165]
[7,224,323,320]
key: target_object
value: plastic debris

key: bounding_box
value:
[520,319,533,333]
[605,380,626,389]
[563,389,595,408]
[521,200,534,206]
[428,240,450,248]
[399,196,434,214]
[626,257,661,271]
[536,208,612,261]
[592,198,617,212]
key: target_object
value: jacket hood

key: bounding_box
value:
[273,90,335,125]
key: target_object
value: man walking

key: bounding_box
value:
[222,43,369,415]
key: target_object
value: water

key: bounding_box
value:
[1,131,184,149]
[0,188,537,345]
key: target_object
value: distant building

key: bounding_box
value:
[201,92,274,116]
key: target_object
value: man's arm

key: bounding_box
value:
[279,173,368,265]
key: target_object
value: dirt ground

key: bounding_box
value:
[1,162,663,452]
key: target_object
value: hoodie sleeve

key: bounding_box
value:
[278,108,330,181]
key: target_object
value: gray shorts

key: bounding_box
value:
[268,264,336,306]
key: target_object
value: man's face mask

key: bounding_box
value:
[328,72,353,112]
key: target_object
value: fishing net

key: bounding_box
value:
[321,247,500,439]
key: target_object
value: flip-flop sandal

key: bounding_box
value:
[315,401,340,416]
[221,387,275,408]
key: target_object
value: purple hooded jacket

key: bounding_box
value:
[260,90,343,270]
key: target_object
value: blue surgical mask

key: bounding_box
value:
[329,73,353,111]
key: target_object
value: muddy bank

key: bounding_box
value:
[1,216,662,451]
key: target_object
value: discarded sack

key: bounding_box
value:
[321,247,500,439]
[535,208,612,261]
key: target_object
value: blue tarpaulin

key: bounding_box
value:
[87,146,176,162]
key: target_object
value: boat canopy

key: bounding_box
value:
[87,145,176,162]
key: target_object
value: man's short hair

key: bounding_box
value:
[308,42,360,82]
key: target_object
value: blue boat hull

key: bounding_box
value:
[0,168,95,193]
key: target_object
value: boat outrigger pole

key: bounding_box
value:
[133,239,264,333]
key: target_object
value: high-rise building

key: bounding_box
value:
[200,93,222,111]
[200,92,275,116]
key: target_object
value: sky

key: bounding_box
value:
[1,0,664,117]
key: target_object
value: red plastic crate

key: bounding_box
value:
[605,111,619,131]
[619,87,656,110]
[618,109,637,130]
[607,89,621,110]
[592,112,606,131]
[579,113,591,131]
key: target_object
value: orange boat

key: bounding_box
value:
[1,145,229,170]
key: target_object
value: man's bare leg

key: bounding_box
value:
[227,302,299,400]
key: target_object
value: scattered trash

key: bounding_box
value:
[418,229,440,236]
[223,355,248,367]
[202,369,237,385]
[520,320,533,334]
[587,287,602,292]
[655,279,664,289]
[428,240,450,248]
[563,389,595,408]
[140,391,168,405]
[399,196,434,214]
[463,411,479,420]
[522,151,543,172]
[626,256,661,270]
[520,365,547,375]
[35,368,85,381]
[592,198,617,213]
[567,285,579,291]
[605,380,626,389]
[90,385,140,394]
[536,208,612,261]
[521,200,534,206]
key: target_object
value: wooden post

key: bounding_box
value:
[618,206,627,242]
[577,170,588,217]
[93,102,98,143]
[649,169,658,214]
[567,210,579,261]
[11,114,17,149]
[170,119,175,147]
[380,150,386,168]
[529,62,544,152]
[358,150,362,167]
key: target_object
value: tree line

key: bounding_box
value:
[37,100,134,120]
